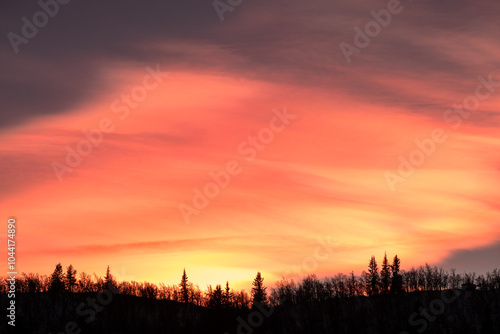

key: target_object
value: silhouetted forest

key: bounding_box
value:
[1,254,499,333]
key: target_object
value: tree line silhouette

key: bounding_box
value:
[2,253,499,308]
[270,253,500,305]
[2,253,499,334]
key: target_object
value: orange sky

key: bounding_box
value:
[2,66,500,291]
[1,0,500,292]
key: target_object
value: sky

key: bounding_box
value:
[1,0,499,291]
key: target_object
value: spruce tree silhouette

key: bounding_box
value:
[365,256,380,296]
[49,263,65,294]
[105,265,117,291]
[65,264,77,292]
[180,269,189,303]
[380,252,391,294]
[223,281,233,308]
[391,254,403,294]
[251,271,268,309]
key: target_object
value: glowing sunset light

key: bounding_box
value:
[1,0,500,298]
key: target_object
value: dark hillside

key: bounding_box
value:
[1,289,499,334]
